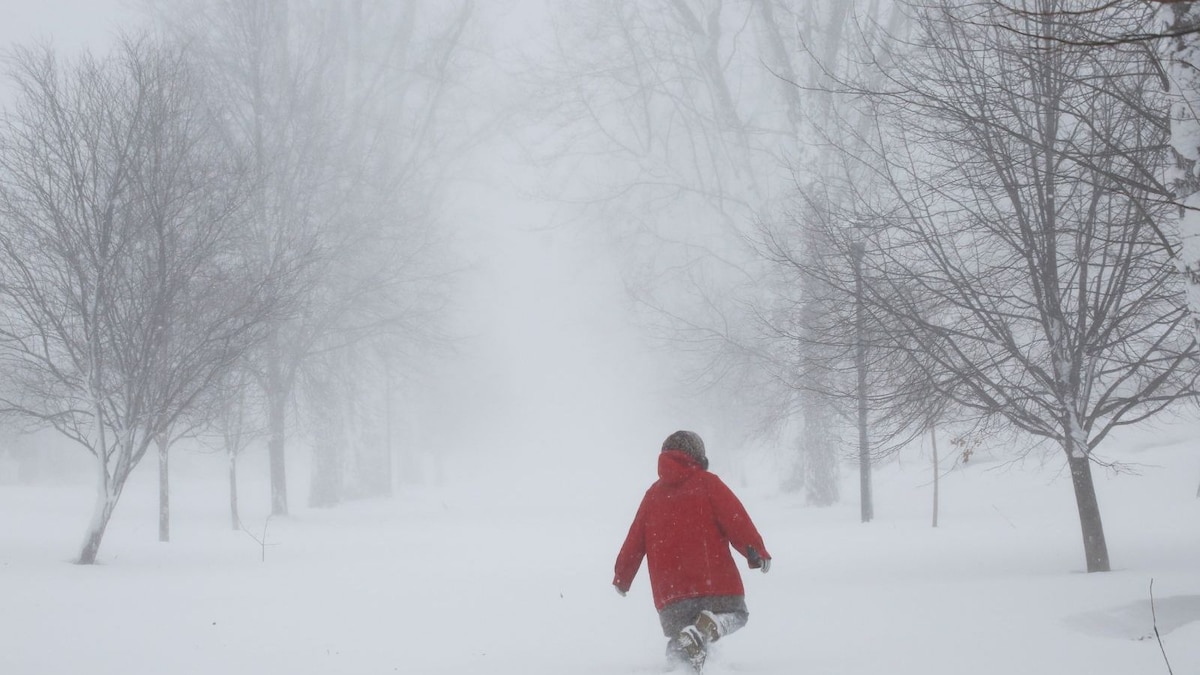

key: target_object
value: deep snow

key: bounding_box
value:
[0,2,1195,673]
[1,422,1198,675]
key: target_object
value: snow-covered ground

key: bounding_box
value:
[1,422,1198,675]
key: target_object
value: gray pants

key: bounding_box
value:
[658,595,749,639]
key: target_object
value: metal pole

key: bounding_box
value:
[853,237,873,523]
[384,360,394,496]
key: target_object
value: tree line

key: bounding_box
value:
[3,0,1194,575]
[532,0,1200,573]
[0,0,475,564]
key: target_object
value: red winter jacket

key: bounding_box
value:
[613,450,770,610]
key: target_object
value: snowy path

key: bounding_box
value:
[2,440,1199,675]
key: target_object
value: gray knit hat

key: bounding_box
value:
[662,430,708,470]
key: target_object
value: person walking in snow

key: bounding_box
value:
[613,430,771,671]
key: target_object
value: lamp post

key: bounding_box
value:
[852,221,873,523]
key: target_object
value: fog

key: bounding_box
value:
[0,0,136,51]
[0,0,690,481]
[1,2,1199,674]
[427,173,682,481]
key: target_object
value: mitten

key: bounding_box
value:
[747,545,771,573]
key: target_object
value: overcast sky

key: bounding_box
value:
[0,0,132,49]
[0,0,136,105]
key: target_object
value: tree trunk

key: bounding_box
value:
[802,400,839,506]
[931,427,939,529]
[229,448,240,531]
[753,0,809,133]
[266,336,289,516]
[157,435,170,543]
[1067,453,1110,572]
[78,503,114,565]
[308,438,342,508]
[783,450,805,494]
[78,463,118,565]
[308,378,343,508]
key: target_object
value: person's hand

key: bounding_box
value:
[747,545,770,573]
[614,584,627,597]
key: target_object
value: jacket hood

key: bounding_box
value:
[661,430,707,469]
[658,449,704,486]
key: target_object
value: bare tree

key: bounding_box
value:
[951,0,1200,501]
[819,0,1198,571]
[1157,3,1200,500]
[211,367,263,530]
[756,181,972,517]
[534,1,886,488]
[144,0,472,515]
[0,38,281,563]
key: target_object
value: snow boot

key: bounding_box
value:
[675,610,725,672]
[676,624,707,672]
[694,610,724,643]
[665,637,691,671]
